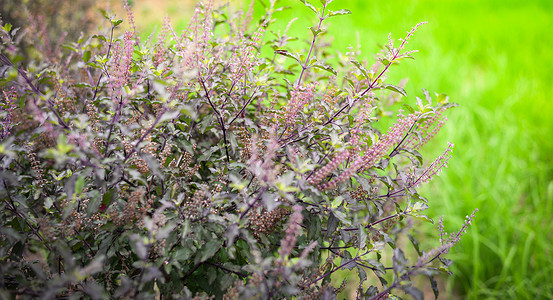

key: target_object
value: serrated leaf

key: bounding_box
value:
[328,9,352,17]
[112,19,123,27]
[274,49,302,65]
[309,26,322,37]
[174,248,193,262]
[75,176,85,196]
[403,148,423,165]
[199,240,221,263]
[410,201,429,213]
[359,225,367,249]
[403,285,423,300]
[99,9,109,20]
[382,232,395,249]
[83,50,91,62]
[411,214,434,224]
[382,84,407,97]
[436,93,449,104]
[299,0,318,14]
[429,275,439,299]
[3,23,12,33]
[312,63,337,75]
[350,60,369,79]
[408,234,422,256]
[225,224,239,247]
[197,146,218,162]
[331,195,343,208]
[332,210,351,226]
[403,103,415,114]
[325,212,339,238]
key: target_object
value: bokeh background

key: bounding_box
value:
[3,0,552,298]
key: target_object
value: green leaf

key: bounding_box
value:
[83,50,91,62]
[403,286,423,300]
[309,26,323,37]
[408,234,422,256]
[92,34,107,42]
[350,60,369,79]
[44,197,53,210]
[56,134,74,155]
[99,9,109,20]
[274,49,302,65]
[199,240,221,263]
[328,9,352,17]
[62,45,79,52]
[198,146,218,162]
[325,213,339,238]
[75,176,85,196]
[429,275,439,299]
[331,195,343,208]
[402,103,416,114]
[359,225,367,249]
[436,93,449,104]
[299,0,318,15]
[410,201,429,213]
[312,63,337,75]
[225,224,239,247]
[382,84,407,97]
[112,19,123,27]
[332,210,351,226]
[3,23,12,33]
[357,176,372,193]
[411,214,434,224]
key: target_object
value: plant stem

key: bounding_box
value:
[200,78,231,163]
[296,5,327,87]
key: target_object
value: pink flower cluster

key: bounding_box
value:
[153,16,172,69]
[123,0,138,41]
[406,107,447,150]
[310,112,418,189]
[278,205,303,262]
[349,98,376,154]
[283,84,317,125]
[229,22,267,83]
[407,142,454,187]
[178,0,214,71]
[307,149,350,186]
[109,31,136,91]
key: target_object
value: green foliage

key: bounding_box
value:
[0,0,476,298]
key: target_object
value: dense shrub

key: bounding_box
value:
[0,0,477,298]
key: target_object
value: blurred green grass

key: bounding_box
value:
[132,0,553,298]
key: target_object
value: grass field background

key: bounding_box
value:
[126,0,553,298]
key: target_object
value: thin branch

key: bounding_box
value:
[239,186,266,220]
[199,78,230,163]
[205,261,248,278]
[310,250,371,285]
[228,87,259,126]
[124,106,168,163]
[90,25,116,105]
[296,5,327,87]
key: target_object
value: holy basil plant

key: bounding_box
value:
[0,0,476,298]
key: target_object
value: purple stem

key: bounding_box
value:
[310,250,371,285]
[296,4,327,87]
